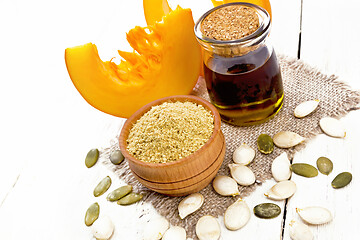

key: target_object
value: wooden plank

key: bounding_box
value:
[283,0,360,238]
[270,0,302,58]
[300,0,360,90]
[283,120,360,239]
[0,0,303,239]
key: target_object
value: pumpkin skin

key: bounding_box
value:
[65,7,201,118]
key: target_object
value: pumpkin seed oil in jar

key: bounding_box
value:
[204,46,283,126]
[195,2,284,126]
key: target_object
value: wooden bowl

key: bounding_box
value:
[119,95,225,196]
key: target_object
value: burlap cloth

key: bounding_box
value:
[102,56,360,239]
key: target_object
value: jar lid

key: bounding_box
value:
[194,2,271,57]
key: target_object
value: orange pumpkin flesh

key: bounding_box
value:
[143,0,172,25]
[65,7,201,118]
[143,0,205,77]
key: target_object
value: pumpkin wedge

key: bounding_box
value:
[65,7,201,118]
[143,0,172,25]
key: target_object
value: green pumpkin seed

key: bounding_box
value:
[332,172,352,189]
[117,192,143,205]
[85,202,99,226]
[254,203,281,219]
[85,148,99,168]
[106,185,132,202]
[94,176,112,197]
[110,150,124,165]
[290,163,318,178]
[257,134,274,154]
[316,157,333,175]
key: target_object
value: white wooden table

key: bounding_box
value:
[1,0,359,239]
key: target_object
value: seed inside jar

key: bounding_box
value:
[200,5,259,41]
[126,101,214,163]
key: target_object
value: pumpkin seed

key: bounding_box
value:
[196,215,221,240]
[94,176,112,197]
[109,150,124,165]
[319,117,346,138]
[273,131,305,148]
[229,164,256,186]
[257,134,274,154]
[294,99,320,118]
[271,152,291,182]
[143,216,169,240]
[106,185,132,202]
[264,180,297,200]
[253,203,281,219]
[296,206,333,225]
[289,219,313,240]
[332,172,352,189]
[91,215,114,240]
[162,226,186,240]
[117,192,143,205]
[85,202,100,226]
[178,193,204,219]
[232,143,255,165]
[85,148,99,168]
[212,175,240,196]
[291,163,318,178]
[316,157,333,175]
[224,199,251,231]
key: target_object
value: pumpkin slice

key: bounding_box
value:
[143,0,204,77]
[143,0,172,25]
[65,7,201,118]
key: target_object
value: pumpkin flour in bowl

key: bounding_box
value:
[126,101,214,163]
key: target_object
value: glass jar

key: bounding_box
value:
[194,2,284,126]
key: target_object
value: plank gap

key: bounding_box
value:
[281,198,289,239]
[0,173,21,209]
[297,0,303,59]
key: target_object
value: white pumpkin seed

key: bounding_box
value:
[271,152,291,182]
[294,100,320,118]
[289,219,313,240]
[273,131,305,148]
[162,226,186,240]
[196,215,220,240]
[144,216,170,240]
[296,206,333,225]
[90,215,114,240]
[232,143,255,165]
[178,193,204,219]
[224,199,251,231]
[319,117,346,138]
[229,164,256,186]
[264,180,297,200]
[212,175,240,196]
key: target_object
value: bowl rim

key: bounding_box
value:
[119,95,221,168]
